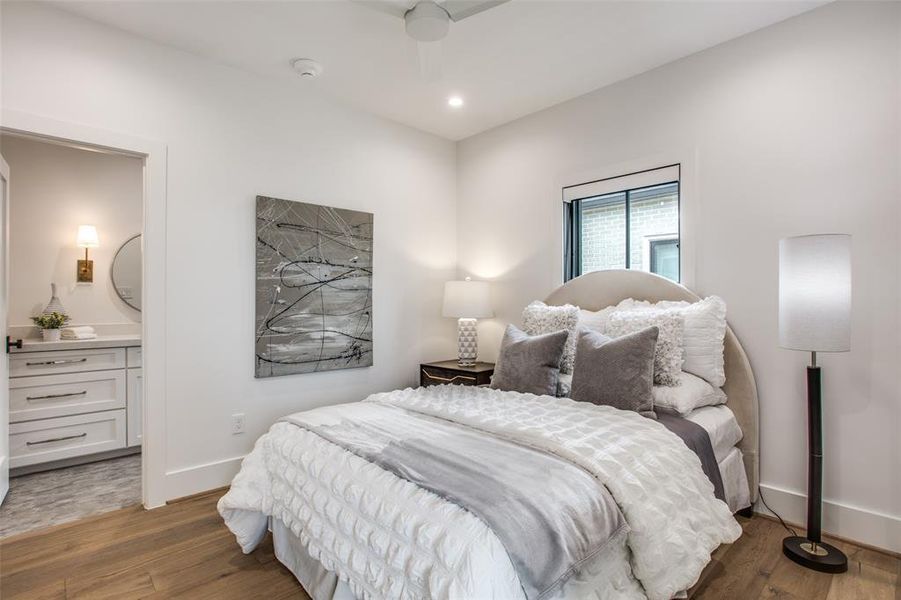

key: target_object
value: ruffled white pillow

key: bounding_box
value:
[522,301,580,374]
[653,371,727,415]
[615,296,727,387]
[606,310,684,386]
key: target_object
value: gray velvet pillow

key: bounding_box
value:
[490,324,568,396]
[570,326,659,419]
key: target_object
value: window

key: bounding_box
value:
[649,237,679,281]
[564,166,680,282]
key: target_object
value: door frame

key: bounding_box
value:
[1,109,168,508]
[0,153,9,504]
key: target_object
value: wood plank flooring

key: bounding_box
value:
[1,489,897,599]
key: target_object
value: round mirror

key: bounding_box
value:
[111,234,142,311]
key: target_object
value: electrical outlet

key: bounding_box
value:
[231,413,245,435]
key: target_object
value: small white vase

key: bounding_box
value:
[43,283,67,315]
[42,329,61,342]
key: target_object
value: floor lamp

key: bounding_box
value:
[778,234,850,573]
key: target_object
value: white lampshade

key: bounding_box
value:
[76,225,99,248]
[779,234,851,352]
[442,279,493,319]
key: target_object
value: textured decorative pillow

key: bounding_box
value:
[521,301,580,374]
[606,310,684,386]
[615,296,727,387]
[570,327,658,418]
[653,371,727,416]
[490,325,569,396]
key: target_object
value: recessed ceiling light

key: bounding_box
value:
[448,96,464,108]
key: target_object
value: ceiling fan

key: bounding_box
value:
[360,0,512,78]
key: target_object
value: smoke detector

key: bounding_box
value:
[291,58,323,79]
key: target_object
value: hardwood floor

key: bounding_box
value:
[691,516,900,600]
[0,489,897,599]
[0,490,306,599]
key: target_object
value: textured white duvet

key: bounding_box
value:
[219,385,741,600]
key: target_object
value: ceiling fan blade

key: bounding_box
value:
[352,0,411,20]
[441,0,511,22]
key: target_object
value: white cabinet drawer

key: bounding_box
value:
[10,348,126,377]
[10,370,126,423]
[10,410,126,468]
[127,368,143,447]
[127,346,142,368]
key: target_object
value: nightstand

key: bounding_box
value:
[420,360,494,387]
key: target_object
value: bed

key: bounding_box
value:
[220,269,760,600]
[545,269,759,504]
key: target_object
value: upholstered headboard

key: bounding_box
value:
[545,269,759,503]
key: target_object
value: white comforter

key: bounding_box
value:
[219,385,741,600]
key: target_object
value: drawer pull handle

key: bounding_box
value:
[26,432,87,446]
[422,369,476,384]
[25,358,88,367]
[26,390,88,402]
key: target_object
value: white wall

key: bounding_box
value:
[1,2,457,497]
[0,134,143,329]
[457,2,900,550]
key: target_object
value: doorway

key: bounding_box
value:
[0,133,144,537]
[0,110,167,521]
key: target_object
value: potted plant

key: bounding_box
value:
[32,312,70,342]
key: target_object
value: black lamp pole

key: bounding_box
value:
[781,351,847,573]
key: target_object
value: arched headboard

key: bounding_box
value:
[545,269,759,503]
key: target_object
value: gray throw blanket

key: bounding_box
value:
[657,412,726,502]
[283,403,627,600]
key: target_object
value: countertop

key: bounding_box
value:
[10,334,142,353]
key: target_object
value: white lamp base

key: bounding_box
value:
[457,318,478,366]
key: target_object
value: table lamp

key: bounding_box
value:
[442,278,492,366]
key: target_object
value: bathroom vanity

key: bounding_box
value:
[8,335,141,473]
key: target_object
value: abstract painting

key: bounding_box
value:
[255,196,373,377]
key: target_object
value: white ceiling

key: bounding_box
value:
[53,0,824,141]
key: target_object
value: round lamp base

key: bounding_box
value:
[782,536,847,573]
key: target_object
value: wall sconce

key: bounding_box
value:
[76,225,99,283]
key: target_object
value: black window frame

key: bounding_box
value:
[564,172,681,282]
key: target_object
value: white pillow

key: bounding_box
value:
[615,296,727,387]
[522,301,580,374]
[653,371,727,415]
[577,306,616,335]
[606,310,684,387]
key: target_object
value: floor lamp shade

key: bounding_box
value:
[443,280,492,366]
[779,234,851,352]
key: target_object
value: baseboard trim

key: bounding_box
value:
[162,455,244,505]
[756,483,901,554]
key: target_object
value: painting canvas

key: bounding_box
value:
[255,196,373,377]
